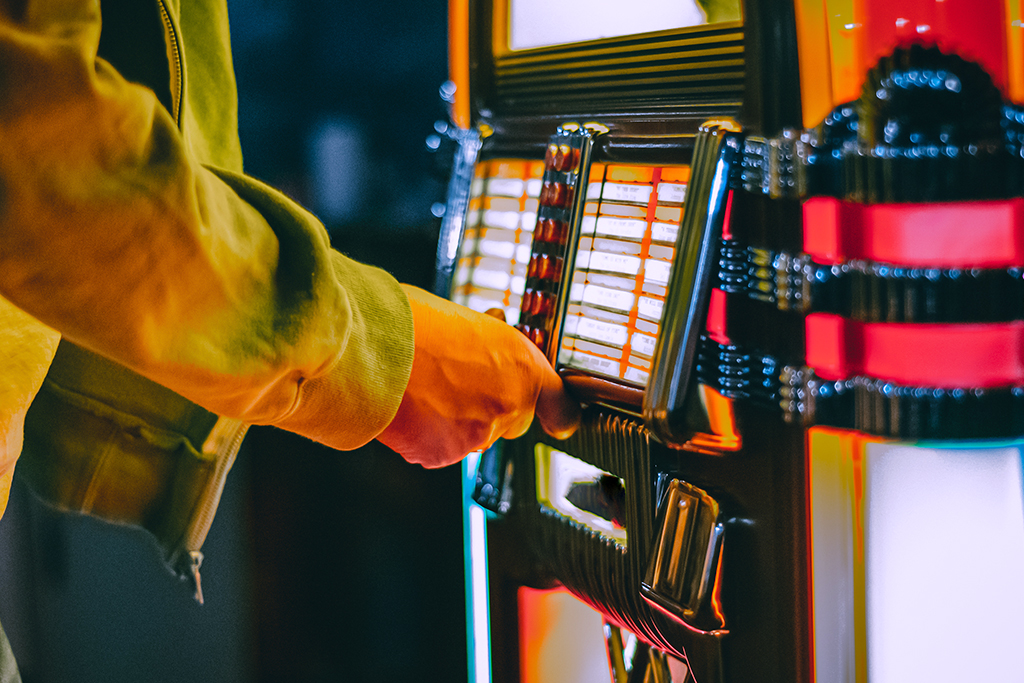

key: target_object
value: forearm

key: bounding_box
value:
[0,2,413,447]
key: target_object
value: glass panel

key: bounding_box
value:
[508,0,741,51]
[808,428,1024,683]
[451,159,544,326]
[558,164,690,388]
[865,439,1024,683]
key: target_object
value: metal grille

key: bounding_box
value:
[492,23,744,113]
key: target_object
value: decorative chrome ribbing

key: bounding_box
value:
[694,336,780,405]
[740,46,1024,203]
[716,239,1024,323]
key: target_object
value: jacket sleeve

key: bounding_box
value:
[0,0,414,450]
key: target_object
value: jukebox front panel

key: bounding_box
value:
[439,0,1024,682]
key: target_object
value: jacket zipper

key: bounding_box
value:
[178,416,249,604]
[155,0,238,605]
[156,0,184,126]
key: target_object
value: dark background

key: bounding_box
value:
[0,0,468,681]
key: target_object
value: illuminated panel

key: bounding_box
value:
[451,159,544,325]
[808,428,1024,683]
[864,439,1024,683]
[518,588,610,683]
[508,0,712,52]
[535,443,627,546]
[792,0,835,128]
[558,165,690,388]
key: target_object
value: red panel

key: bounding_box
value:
[803,197,1024,268]
[806,313,1024,387]
[861,0,1008,96]
[706,288,729,345]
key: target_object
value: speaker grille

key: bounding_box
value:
[492,23,744,113]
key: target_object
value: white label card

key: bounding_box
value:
[582,285,635,312]
[589,252,642,276]
[657,183,687,203]
[570,317,629,348]
[638,296,665,321]
[595,217,646,240]
[643,259,672,285]
[471,269,511,291]
[630,332,657,358]
[483,210,522,231]
[602,183,653,205]
[487,178,525,198]
[651,222,679,244]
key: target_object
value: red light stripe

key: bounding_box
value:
[806,313,1024,387]
[803,197,1024,268]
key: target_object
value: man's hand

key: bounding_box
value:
[378,285,580,468]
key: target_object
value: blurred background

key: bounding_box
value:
[0,0,468,681]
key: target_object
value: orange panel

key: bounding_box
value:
[793,0,836,128]
[519,588,609,683]
[605,165,655,183]
[659,166,691,183]
[1007,0,1024,104]
[448,0,471,129]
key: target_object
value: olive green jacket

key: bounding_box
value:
[0,0,414,580]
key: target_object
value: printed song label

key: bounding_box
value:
[630,332,657,358]
[589,252,642,276]
[487,178,525,198]
[471,269,511,291]
[638,296,665,321]
[571,317,629,348]
[602,183,654,205]
[582,285,635,312]
[483,210,522,231]
[643,259,672,285]
[624,367,650,385]
[595,217,646,240]
[478,239,516,260]
[657,183,687,203]
[566,352,619,378]
[651,222,680,244]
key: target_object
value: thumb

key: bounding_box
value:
[525,338,581,440]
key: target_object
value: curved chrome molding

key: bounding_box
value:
[640,479,727,635]
[643,119,742,448]
[433,126,484,298]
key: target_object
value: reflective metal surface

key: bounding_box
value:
[641,480,727,634]
[433,126,484,297]
[644,119,742,448]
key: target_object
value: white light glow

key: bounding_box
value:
[470,505,492,683]
[509,0,708,51]
[866,443,1024,683]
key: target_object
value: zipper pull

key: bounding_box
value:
[188,550,205,605]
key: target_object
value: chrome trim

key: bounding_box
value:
[433,127,484,298]
[644,120,742,447]
[604,621,630,683]
[640,479,727,634]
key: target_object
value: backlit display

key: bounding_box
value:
[558,165,691,387]
[451,159,544,325]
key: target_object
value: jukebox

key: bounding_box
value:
[434,0,1024,681]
